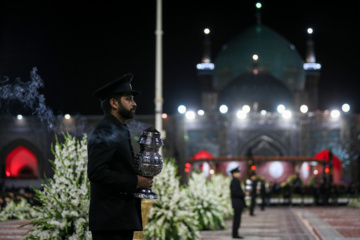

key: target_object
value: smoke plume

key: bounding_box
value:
[0,67,59,130]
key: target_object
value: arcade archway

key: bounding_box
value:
[0,139,43,179]
[5,146,39,178]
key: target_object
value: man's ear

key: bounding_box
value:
[109,98,119,109]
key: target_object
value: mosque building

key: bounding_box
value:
[0,4,359,189]
[173,4,359,185]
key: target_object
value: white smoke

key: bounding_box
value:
[0,67,58,130]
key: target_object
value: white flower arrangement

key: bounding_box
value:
[208,173,233,219]
[144,159,201,240]
[0,198,36,221]
[187,172,226,230]
[24,133,91,240]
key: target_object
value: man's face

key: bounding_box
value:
[117,93,137,120]
[233,172,241,179]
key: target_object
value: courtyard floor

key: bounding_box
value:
[0,206,359,239]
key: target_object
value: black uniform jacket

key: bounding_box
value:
[87,113,142,231]
[251,180,258,198]
[230,178,246,209]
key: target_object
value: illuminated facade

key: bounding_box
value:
[0,6,359,189]
[176,15,359,185]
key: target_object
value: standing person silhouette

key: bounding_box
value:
[87,73,153,240]
[230,167,246,239]
[249,173,258,216]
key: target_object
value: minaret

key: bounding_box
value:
[255,2,262,25]
[197,28,217,113]
[305,28,316,63]
[303,28,321,111]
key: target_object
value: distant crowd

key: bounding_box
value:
[0,185,42,209]
[0,179,359,211]
[261,179,360,206]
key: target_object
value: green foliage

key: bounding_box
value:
[348,198,360,209]
[144,159,201,240]
[0,198,36,221]
[187,172,226,230]
[24,133,91,240]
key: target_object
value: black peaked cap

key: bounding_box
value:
[230,167,240,174]
[92,73,141,101]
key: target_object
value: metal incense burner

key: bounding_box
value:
[133,127,163,199]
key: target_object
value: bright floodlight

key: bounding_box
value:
[242,105,251,113]
[185,111,196,120]
[307,28,313,34]
[282,110,292,119]
[219,105,228,114]
[252,54,259,61]
[162,113,168,119]
[277,104,285,113]
[300,105,308,113]
[178,105,186,114]
[204,28,210,34]
[236,110,247,119]
[17,114,23,120]
[256,2,262,9]
[260,110,267,115]
[342,103,350,112]
[64,114,71,119]
[198,109,205,116]
[330,110,340,118]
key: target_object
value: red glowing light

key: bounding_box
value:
[306,165,310,171]
[5,146,38,178]
[184,168,190,173]
[185,162,191,168]
[251,165,256,171]
[325,168,330,173]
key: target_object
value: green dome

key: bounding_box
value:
[213,24,305,92]
[220,71,293,112]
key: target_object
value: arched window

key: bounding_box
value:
[5,146,39,178]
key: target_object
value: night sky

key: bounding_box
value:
[1,0,359,116]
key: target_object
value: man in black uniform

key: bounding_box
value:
[87,73,153,240]
[249,173,257,216]
[230,167,246,239]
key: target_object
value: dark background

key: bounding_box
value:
[1,0,359,116]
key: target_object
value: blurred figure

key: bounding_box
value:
[230,167,246,239]
[291,173,303,195]
[260,180,266,211]
[271,182,280,196]
[330,183,339,205]
[265,182,271,207]
[4,194,12,206]
[312,183,320,206]
[282,183,292,206]
[320,179,330,205]
[249,173,258,216]
[0,196,5,209]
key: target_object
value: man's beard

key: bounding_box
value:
[118,102,136,120]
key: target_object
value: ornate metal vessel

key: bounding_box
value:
[133,127,163,199]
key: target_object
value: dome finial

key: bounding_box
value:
[255,2,262,24]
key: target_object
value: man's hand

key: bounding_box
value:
[137,175,153,190]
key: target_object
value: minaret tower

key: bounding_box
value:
[255,2,262,25]
[303,28,321,111]
[197,28,217,113]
